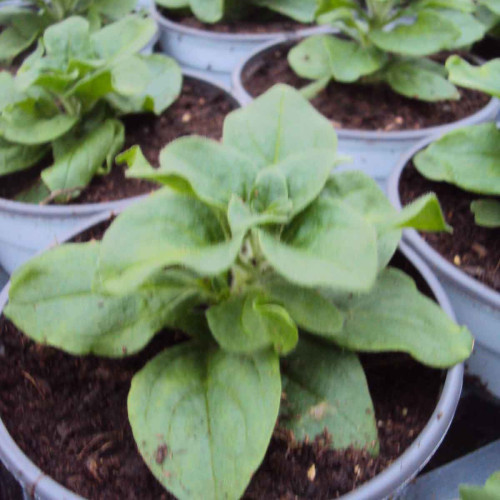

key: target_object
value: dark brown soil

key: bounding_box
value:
[400,162,500,292]
[241,43,491,131]
[0,77,238,204]
[0,222,443,499]
[160,7,311,34]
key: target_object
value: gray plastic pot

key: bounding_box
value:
[232,40,500,188]
[152,3,332,86]
[387,136,500,398]
[0,210,464,499]
[0,70,242,275]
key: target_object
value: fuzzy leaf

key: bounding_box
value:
[98,189,244,293]
[447,55,500,98]
[414,123,500,195]
[281,336,378,451]
[223,84,337,169]
[128,342,281,500]
[5,243,202,357]
[471,199,500,228]
[331,268,474,368]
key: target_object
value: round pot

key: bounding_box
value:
[387,136,500,398]
[232,40,500,188]
[151,3,332,86]
[0,210,464,499]
[0,70,243,275]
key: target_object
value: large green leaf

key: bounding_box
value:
[414,123,500,195]
[382,58,459,101]
[128,342,281,500]
[41,118,124,199]
[263,275,344,339]
[447,55,500,98]
[223,84,337,169]
[281,336,378,451]
[91,14,157,60]
[289,35,387,83]
[130,136,258,209]
[369,11,460,56]
[94,0,137,19]
[331,268,473,368]
[207,290,298,355]
[438,10,487,48]
[460,471,500,500]
[0,10,45,61]
[253,0,317,22]
[471,199,500,228]
[258,197,378,292]
[5,243,203,357]
[98,188,244,293]
[42,16,94,59]
[479,0,500,14]
[0,137,48,176]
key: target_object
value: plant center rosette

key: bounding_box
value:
[4,85,473,500]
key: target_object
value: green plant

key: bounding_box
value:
[460,471,500,499]
[5,85,473,500]
[0,14,182,203]
[0,0,139,62]
[414,56,500,228]
[288,0,487,101]
[155,0,317,24]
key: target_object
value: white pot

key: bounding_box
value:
[152,3,332,86]
[232,39,500,189]
[387,136,500,397]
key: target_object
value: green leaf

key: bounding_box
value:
[0,98,79,145]
[98,188,244,293]
[128,342,281,500]
[382,58,460,101]
[460,471,500,500]
[253,0,317,22]
[144,136,258,209]
[369,11,460,56]
[41,119,124,199]
[479,0,500,15]
[5,243,203,357]
[263,275,344,339]
[207,291,299,355]
[189,0,224,23]
[414,123,500,195]
[94,0,137,19]
[0,10,45,61]
[108,54,182,115]
[258,197,378,292]
[331,268,474,368]
[223,84,337,169]
[42,16,94,59]
[91,15,157,60]
[0,137,48,176]
[281,336,378,451]
[471,199,500,228]
[447,55,500,98]
[437,10,487,48]
[289,35,387,83]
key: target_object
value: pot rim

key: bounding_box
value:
[0,211,464,500]
[151,2,331,42]
[231,38,500,140]
[0,69,243,217]
[387,134,500,311]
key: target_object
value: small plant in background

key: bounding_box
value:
[414,56,500,228]
[155,0,318,24]
[0,0,140,61]
[5,85,473,500]
[460,471,500,499]
[0,14,182,203]
[288,0,487,101]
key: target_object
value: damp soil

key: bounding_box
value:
[0,77,238,204]
[0,222,443,500]
[159,7,311,34]
[400,162,500,292]
[241,43,491,131]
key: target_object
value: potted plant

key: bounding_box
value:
[232,0,499,186]
[0,14,242,274]
[152,0,332,84]
[0,0,158,63]
[388,56,500,396]
[0,85,472,499]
